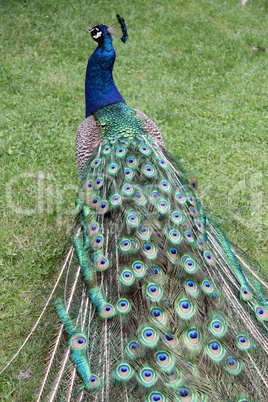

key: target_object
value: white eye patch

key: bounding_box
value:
[92,31,102,39]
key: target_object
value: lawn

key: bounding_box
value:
[0,0,267,399]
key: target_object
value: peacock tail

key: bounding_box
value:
[32,101,267,401]
[2,15,267,402]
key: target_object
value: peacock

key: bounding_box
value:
[2,15,268,402]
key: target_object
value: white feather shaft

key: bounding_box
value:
[247,352,268,390]
[0,245,74,376]
[38,264,81,401]
[232,250,268,290]
[67,367,77,402]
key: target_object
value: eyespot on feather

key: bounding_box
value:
[163,368,180,385]
[143,243,157,259]
[71,334,87,350]
[155,351,174,370]
[183,256,198,274]
[120,238,132,253]
[209,318,226,337]
[150,266,163,280]
[116,146,126,158]
[88,196,99,208]
[168,229,183,245]
[203,250,216,265]
[177,299,195,319]
[225,357,242,375]
[124,167,135,180]
[209,293,220,305]
[138,368,158,387]
[132,261,146,278]
[164,332,178,348]
[165,225,171,234]
[185,279,198,296]
[151,307,166,325]
[175,192,186,205]
[146,283,162,301]
[194,219,204,233]
[117,298,131,314]
[240,286,253,301]
[88,374,101,388]
[201,280,214,294]
[149,141,159,149]
[97,200,109,214]
[142,164,156,178]
[206,341,225,361]
[147,391,166,402]
[126,213,140,227]
[236,334,251,350]
[131,238,139,253]
[255,306,268,321]
[190,207,199,218]
[187,193,196,206]
[158,158,169,170]
[92,234,104,249]
[110,193,122,207]
[102,145,111,156]
[184,231,195,244]
[134,191,146,205]
[167,247,179,263]
[160,179,171,193]
[185,329,201,348]
[171,210,184,225]
[96,256,109,271]
[189,177,198,192]
[107,162,119,175]
[115,363,133,381]
[88,222,99,237]
[94,177,103,189]
[197,237,207,250]
[127,156,138,168]
[138,226,151,240]
[91,158,101,168]
[123,183,135,196]
[139,145,151,156]
[176,387,195,402]
[100,303,115,318]
[83,181,94,192]
[150,190,160,204]
[120,269,135,285]
[126,341,139,358]
[140,327,159,347]
[155,214,164,225]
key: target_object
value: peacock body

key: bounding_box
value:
[3,15,268,402]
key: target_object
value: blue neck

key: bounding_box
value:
[85,34,125,118]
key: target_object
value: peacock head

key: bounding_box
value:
[86,15,128,45]
[86,25,109,45]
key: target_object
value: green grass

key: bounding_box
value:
[0,0,267,399]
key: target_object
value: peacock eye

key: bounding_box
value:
[91,28,98,35]
[90,27,102,39]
